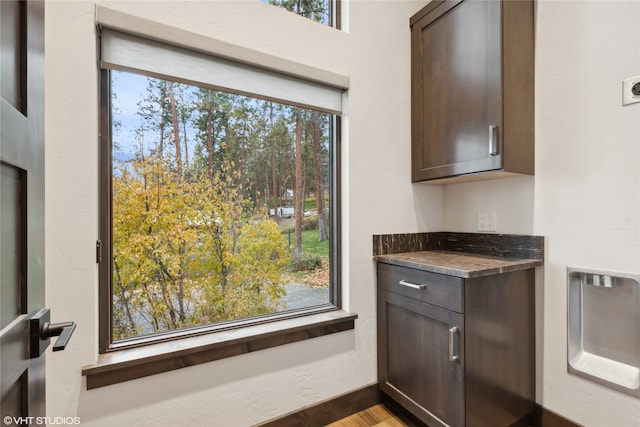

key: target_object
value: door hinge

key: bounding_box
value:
[96,240,102,263]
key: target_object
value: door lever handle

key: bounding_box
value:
[42,321,77,352]
[29,308,77,358]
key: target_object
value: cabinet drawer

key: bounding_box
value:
[377,263,463,313]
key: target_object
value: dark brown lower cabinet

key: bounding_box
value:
[377,263,535,427]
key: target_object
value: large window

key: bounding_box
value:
[98,27,344,351]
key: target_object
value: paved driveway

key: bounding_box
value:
[283,283,329,309]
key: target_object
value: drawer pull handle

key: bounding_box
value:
[398,280,426,290]
[449,326,459,362]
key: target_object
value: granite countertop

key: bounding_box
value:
[375,250,543,278]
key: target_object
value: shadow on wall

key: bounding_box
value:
[76,330,356,423]
[412,184,444,232]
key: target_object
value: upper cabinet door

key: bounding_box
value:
[410,0,534,183]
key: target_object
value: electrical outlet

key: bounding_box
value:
[477,212,497,232]
[623,75,640,106]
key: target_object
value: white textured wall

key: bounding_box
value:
[442,176,535,234]
[44,1,440,426]
[443,1,640,425]
[46,1,640,425]
[535,1,640,425]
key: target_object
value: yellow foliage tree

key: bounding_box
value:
[112,151,290,339]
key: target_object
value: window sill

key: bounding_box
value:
[82,310,357,389]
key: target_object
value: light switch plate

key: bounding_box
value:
[622,76,640,106]
[477,212,497,232]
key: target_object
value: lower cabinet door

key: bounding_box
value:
[378,290,464,427]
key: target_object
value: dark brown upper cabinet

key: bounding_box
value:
[410,0,534,183]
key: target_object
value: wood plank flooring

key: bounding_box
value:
[326,404,409,427]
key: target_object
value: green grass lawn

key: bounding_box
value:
[268,197,322,211]
[284,229,329,257]
[281,228,329,286]
[301,229,329,256]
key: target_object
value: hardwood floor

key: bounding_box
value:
[326,404,409,427]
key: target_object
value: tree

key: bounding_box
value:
[312,111,328,241]
[268,0,329,24]
[110,72,332,339]
[112,152,291,338]
[293,109,304,255]
[167,81,183,178]
[136,77,171,157]
[205,90,215,181]
[193,89,234,183]
[112,88,292,338]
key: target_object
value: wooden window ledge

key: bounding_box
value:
[82,310,357,389]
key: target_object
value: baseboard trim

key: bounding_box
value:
[257,384,381,427]
[257,384,583,427]
[535,405,584,427]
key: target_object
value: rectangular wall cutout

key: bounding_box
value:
[567,267,640,398]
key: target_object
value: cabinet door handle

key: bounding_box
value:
[449,326,459,362]
[398,280,426,290]
[489,125,499,156]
